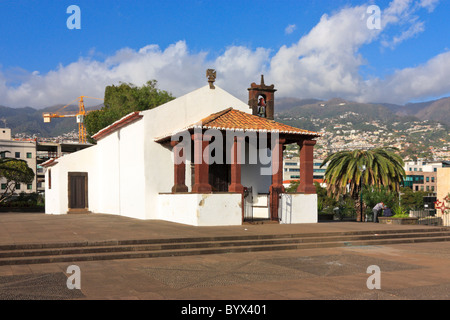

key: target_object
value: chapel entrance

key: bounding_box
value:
[209,163,230,192]
[68,172,88,211]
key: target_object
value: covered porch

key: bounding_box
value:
[155,108,321,226]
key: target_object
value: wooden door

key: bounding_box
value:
[68,173,88,209]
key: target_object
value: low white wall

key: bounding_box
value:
[158,193,243,226]
[279,193,318,224]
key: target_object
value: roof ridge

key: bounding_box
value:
[196,107,233,126]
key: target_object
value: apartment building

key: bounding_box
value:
[283,157,327,185]
[0,128,37,194]
[403,160,450,193]
[0,127,92,196]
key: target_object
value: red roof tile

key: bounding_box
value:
[195,108,320,135]
[155,108,321,142]
[92,112,143,141]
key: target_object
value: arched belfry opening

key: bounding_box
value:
[248,75,276,120]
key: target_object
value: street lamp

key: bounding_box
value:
[399,192,403,207]
[360,165,366,222]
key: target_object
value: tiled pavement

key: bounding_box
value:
[1,212,450,303]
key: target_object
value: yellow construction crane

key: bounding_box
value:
[43,96,103,144]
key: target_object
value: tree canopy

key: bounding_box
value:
[0,152,35,203]
[321,148,405,200]
[85,80,175,139]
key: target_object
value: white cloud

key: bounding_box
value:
[418,0,439,11]
[268,5,377,99]
[285,24,296,34]
[359,51,450,104]
[0,41,210,108]
[381,18,424,49]
[380,0,433,49]
[0,0,448,108]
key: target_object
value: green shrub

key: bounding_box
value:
[392,205,409,218]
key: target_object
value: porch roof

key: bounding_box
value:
[41,157,59,168]
[155,108,321,143]
[92,111,143,141]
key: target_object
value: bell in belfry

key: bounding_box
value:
[257,97,266,117]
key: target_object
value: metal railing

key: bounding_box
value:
[409,210,450,227]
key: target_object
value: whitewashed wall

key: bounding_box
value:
[117,119,146,219]
[44,165,62,214]
[279,193,318,224]
[144,85,251,220]
[44,145,98,214]
[158,193,243,226]
[95,132,120,215]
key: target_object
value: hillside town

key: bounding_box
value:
[278,112,450,161]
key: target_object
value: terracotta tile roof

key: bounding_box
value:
[92,112,143,141]
[41,157,58,168]
[155,108,321,142]
[194,108,321,136]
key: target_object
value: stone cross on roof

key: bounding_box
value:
[206,69,216,89]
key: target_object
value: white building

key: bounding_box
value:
[43,75,321,226]
[283,157,327,187]
[36,142,92,193]
[404,159,445,173]
[0,128,37,194]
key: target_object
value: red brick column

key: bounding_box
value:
[228,136,244,193]
[171,141,188,193]
[192,132,212,193]
[269,136,285,221]
[297,139,316,194]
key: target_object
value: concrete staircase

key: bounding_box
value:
[1,227,450,265]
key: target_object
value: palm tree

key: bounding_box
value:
[321,147,405,201]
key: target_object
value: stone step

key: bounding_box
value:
[1,230,450,259]
[0,228,449,266]
[1,235,450,266]
[0,226,447,251]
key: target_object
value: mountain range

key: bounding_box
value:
[275,96,450,128]
[0,104,103,137]
[0,95,449,137]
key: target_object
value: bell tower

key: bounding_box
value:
[248,75,277,120]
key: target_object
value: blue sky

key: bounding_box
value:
[0,0,449,108]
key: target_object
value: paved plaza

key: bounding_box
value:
[0,212,450,305]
